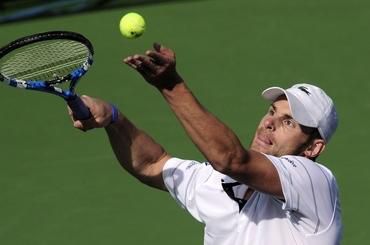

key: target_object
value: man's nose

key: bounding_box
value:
[263,116,275,131]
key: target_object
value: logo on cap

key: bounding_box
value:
[298,86,311,95]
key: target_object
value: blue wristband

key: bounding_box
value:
[110,104,119,124]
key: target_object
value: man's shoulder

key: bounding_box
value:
[264,154,315,167]
[164,157,210,168]
[266,154,335,177]
[163,157,214,177]
[281,155,316,167]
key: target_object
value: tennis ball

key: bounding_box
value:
[119,12,146,39]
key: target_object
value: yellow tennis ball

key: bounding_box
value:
[119,12,146,39]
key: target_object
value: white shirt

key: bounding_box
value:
[162,155,342,245]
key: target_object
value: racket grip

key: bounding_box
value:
[67,96,91,120]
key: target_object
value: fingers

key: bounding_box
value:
[153,42,170,54]
[124,42,173,68]
[80,94,92,104]
[136,55,158,72]
[153,42,161,52]
[68,95,112,132]
[67,106,73,117]
[124,55,147,71]
[123,42,177,88]
[73,117,99,132]
[123,56,139,69]
[146,50,168,65]
[153,42,174,57]
[69,106,98,132]
[124,55,158,75]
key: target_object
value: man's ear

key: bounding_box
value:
[303,139,326,158]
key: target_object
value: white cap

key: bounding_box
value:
[262,83,338,142]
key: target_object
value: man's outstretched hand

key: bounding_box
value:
[123,43,183,90]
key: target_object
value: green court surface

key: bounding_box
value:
[0,0,369,244]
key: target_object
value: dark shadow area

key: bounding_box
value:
[0,0,198,24]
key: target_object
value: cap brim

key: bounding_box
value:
[262,87,286,101]
[261,86,317,128]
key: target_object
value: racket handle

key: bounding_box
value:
[67,96,91,120]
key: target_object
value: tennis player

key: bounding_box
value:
[70,43,342,245]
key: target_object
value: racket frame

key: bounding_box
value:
[0,31,94,119]
[0,31,94,100]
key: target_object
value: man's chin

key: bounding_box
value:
[250,142,272,155]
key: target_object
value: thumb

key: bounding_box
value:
[153,42,162,52]
[153,42,175,60]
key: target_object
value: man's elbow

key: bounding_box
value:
[208,148,250,175]
[133,153,170,191]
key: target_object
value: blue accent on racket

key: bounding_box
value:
[0,31,94,120]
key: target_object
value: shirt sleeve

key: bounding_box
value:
[162,157,213,223]
[265,154,338,232]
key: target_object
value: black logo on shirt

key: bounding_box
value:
[221,180,247,211]
[186,161,198,170]
[282,157,297,167]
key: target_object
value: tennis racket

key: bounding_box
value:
[0,31,93,120]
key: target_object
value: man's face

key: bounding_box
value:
[250,97,312,157]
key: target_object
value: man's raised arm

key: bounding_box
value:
[70,95,171,191]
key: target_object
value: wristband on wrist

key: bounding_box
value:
[110,104,119,125]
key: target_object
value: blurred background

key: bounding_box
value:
[0,0,368,244]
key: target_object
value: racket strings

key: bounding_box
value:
[0,40,90,82]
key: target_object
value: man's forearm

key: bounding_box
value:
[161,82,248,173]
[105,113,169,190]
